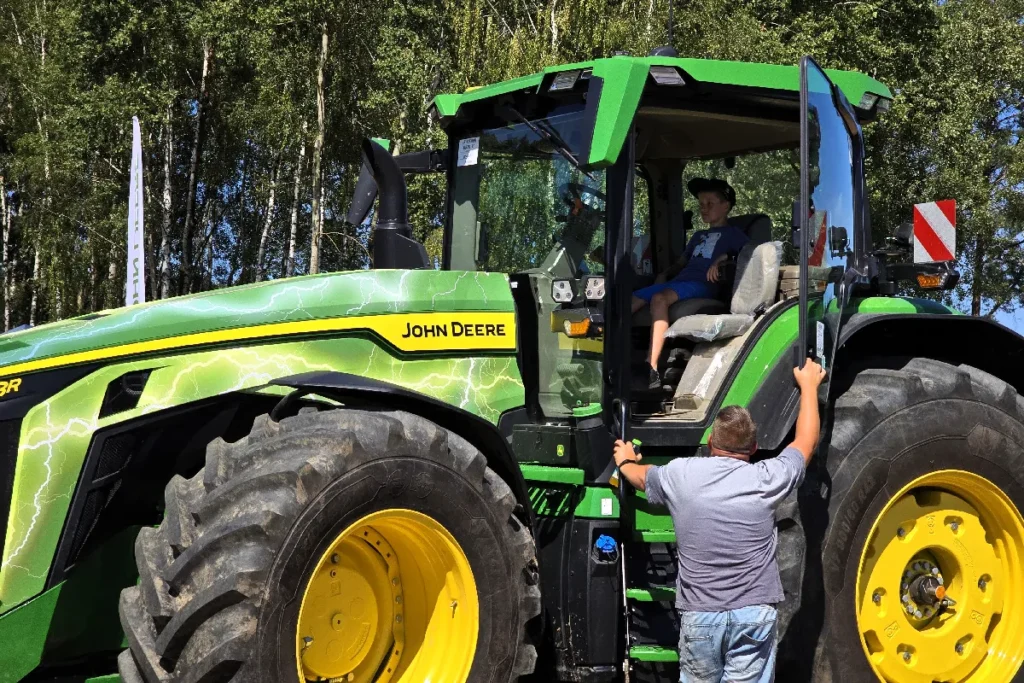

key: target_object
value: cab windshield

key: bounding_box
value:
[465,108,606,276]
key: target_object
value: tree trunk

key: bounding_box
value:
[286,123,307,278]
[180,39,214,294]
[0,174,8,331]
[550,0,559,53]
[972,233,985,316]
[108,257,117,309]
[256,153,281,280]
[309,23,328,275]
[29,234,40,326]
[160,103,173,298]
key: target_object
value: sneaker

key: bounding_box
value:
[647,367,662,390]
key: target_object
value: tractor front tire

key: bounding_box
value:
[783,359,1024,682]
[118,408,540,683]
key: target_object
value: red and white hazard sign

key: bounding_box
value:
[913,200,956,263]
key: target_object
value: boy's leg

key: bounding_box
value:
[678,610,727,683]
[648,289,679,370]
[648,280,716,369]
[721,605,778,683]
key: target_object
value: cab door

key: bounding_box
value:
[797,57,863,377]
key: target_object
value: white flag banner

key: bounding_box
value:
[126,116,146,306]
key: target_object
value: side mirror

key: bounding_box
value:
[894,221,913,247]
[830,226,849,256]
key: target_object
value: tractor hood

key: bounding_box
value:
[0,270,516,379]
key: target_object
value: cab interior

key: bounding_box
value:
[624,106,802,422]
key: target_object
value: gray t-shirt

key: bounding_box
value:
[645,447,805,612]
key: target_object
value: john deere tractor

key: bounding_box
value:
[2,51,1023,683]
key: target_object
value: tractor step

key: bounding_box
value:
[629,645,679,662]
[626,585,676,602]
[634,529,675,542]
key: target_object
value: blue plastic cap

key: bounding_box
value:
[595,534,618,552]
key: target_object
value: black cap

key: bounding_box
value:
[687,177,736,208]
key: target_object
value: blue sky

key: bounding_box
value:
[995,308,1024,335]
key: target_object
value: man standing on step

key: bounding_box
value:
[612,358,827,682]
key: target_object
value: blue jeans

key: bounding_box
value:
[634,279,716,303]
[678,605,777,683]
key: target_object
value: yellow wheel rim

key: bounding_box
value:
[857,470,1024,682]
[296,509,478,682]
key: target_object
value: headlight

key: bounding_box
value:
[584,277,605,300]
[551,279,575,303]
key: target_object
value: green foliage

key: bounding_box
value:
[0,0,1021,327]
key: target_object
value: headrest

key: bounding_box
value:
[728,214,773,246]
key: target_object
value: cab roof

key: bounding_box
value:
[431,55,892,167]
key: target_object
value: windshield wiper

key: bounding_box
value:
[498,106,595,180]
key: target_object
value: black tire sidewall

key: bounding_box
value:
[821,397,1024,682]
[255,456,524,683]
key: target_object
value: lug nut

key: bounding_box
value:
[331,553,340,564]
[956,643,965,655]
[931,567,939,575]
[897,527,906,538]
[979,578,988,590]
[873,592,882,605]
[914,610,923,618]
[902,651,911,662]
[906,605,914,614]
[950,521,960,532]
[902,594,910,604]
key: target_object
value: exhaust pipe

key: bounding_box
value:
[359,139,429,269]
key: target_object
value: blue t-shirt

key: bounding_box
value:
[676,225,749,282]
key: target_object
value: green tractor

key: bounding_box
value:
[2,50,1023,683]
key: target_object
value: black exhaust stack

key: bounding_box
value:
[360,139,429,269]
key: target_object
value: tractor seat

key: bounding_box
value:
[664,241,782,343]
[632,214,773,327]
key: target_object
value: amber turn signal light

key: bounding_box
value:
[916,273,947,289]
[563,318,591,337]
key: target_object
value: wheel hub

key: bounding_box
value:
[295,509,478,683]
[856,470,1024,682]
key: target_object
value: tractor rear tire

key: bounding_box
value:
[781,358,1024,682]
[118,407,540,683]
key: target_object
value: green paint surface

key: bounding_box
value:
[1,334,524,614]
[519,464,585,485]
[85,676,122,683]
[529,485,619,518]
[636,530,676,543]
[630,645,679,662]
[571,403,602,417]
[0,584,62,682]
[634,497,673,532]
[847,296,957,315]
[626,586,675,602]
[574,487,619,518]
[0,270,515,374]
[433,56,891,166]
[432,72,545,117]
[587,59,651,166]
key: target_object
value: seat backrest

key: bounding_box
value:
[730,241,782,315]
[728,214,773,246]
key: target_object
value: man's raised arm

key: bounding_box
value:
[789,359,827,466]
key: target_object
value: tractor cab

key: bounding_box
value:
[424,54,896,438]
[351,52,956,450]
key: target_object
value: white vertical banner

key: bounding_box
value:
[126,116,146,306]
